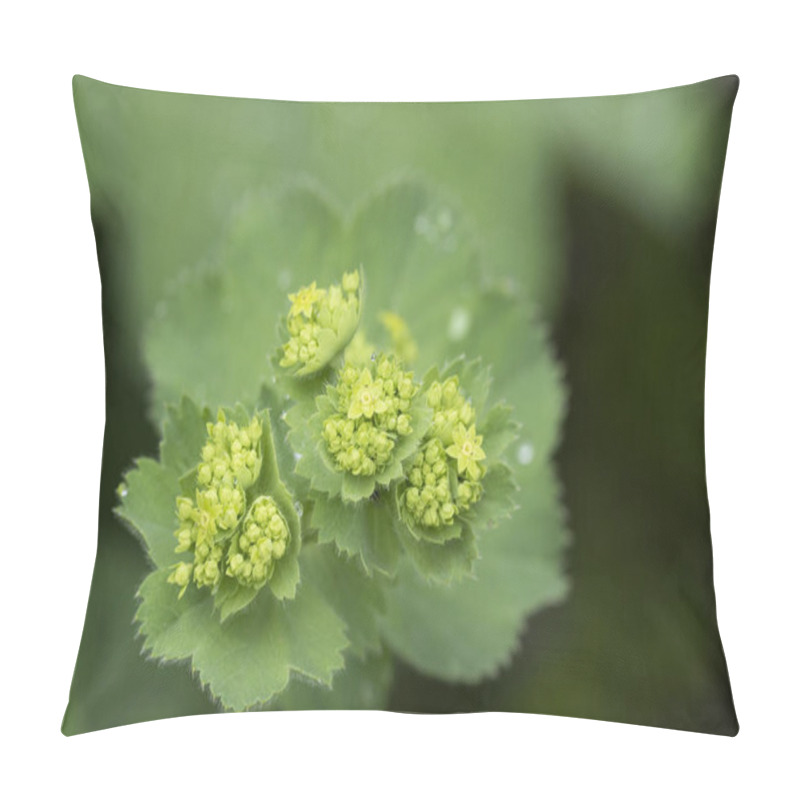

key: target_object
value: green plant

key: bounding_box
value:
[117,180,569,710]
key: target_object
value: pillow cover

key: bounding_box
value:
[63,75,739,735]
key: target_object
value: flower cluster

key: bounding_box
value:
[226,496,290,588]
[378,310,419,365]
[168,412,263,595]
[279,270,361,376]
[322,355,418,477]
[401,377,486,529]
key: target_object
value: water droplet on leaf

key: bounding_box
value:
[516,442,535,465]
[448,307,471,341]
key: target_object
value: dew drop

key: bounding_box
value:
[448,307,471,341]
[278,270,292,290]
[294,501,303,517]
[414,215,431,236]
[516,442,535,465]
[293,452,301,462]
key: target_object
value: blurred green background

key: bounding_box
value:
[63,75,738,735]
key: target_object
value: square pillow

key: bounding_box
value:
[63,74,738,735]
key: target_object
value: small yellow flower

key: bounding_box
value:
[288,282,323,318]
[341,270,360,293]
[348,370,389,420]
[379,310,419,364]
[167,561,193,598]
[323,355,418,477]
[446,424,486,481]
[281,271,362,375]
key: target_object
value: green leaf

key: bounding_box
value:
[213,580,260,623]
[160,397,212,475]
[145,184,348,418]
[257,385,301,495]
[399,511,467,546]
[268,650,393,711]
[310,492,401,578]
[116,398,213,570]
[136,562,348,711]
[272,360,336,408]
[346,182,483,370]
[285,399,344,498]
[381,466,568,683]
[299,544,386,658]
[244,403,302,603]
[480,403,520,461]
[462,463,519,531]
[116,457,181,570]
[394,516,478,586]
[341,472,379,504]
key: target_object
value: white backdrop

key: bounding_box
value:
[2,1,797,797]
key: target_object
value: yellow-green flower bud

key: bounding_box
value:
[168,410,264,598]
[341,270,360,293]
[445,423,486,481]
[323,354,418,477]
[167,561,193,598]
[226,496,290,588]
[378,310,419,365]
[280,271,362,376]
[401,376,485,529]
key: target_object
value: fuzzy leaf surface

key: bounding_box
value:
[394,517,478,586]
[145,186,347,417]
[136,562,348,710]
[117,399,213,569]
[310,492,401,578]
[299,543,386,658]
[268,650,393,711]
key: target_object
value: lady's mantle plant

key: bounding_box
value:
[279,270,361,376]
[122,181,569,711]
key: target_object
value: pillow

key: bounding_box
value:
[63,74,739,735]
